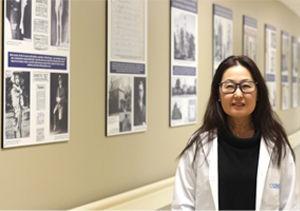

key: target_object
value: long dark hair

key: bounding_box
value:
[180,55,295,167]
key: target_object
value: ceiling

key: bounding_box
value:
[278,0,300,18]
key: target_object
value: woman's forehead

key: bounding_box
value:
[221,65,253,81]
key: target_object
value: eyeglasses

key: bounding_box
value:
[219,81,258,94]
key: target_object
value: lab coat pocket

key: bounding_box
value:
[262,168,280,207]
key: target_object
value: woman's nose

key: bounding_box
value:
[234,86,243,96]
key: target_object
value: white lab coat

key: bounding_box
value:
[172,131,300,210]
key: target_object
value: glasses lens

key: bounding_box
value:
[221,82,236,93]
[221,81,256,93]
[241,81,256,93]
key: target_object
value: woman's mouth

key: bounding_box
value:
[232,102,245,108]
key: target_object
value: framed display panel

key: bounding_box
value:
[291,36,298,108]
[281,31,289,110]
[298,40,300,106]
[170,0,198,127]
[264,24,276,110]
[2,0,71,148]
[243,15,257,62]
[213,4,232,75]
[106,0,148,136]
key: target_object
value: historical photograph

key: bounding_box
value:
[188,99,196,122]
[171,77,196,96]
[214,17,223,63]
[50,73,68,134]
[108,76,132,116]
[281,33,289,73]
[173,10,196,61]
[5,0,32,40]
[134,77,146,126]
[119,112,131,132]
[51,0,69,47]
[5,71,30,139]
[244,28,257,62]
[171,99,182,120]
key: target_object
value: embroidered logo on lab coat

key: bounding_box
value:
[269,183,280,189]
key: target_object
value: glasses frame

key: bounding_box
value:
[219,81,258,94]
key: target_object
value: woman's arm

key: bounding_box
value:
[172,148,196,210]
[280,148,300,210]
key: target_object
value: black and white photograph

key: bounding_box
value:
[281,31,289,110]
[171,77,196,96]
[5,0,32,40]
[281,31,289,73]
[243,16,257,62]
[188,99,196,122]
[108,76,132,116]
[214,18,223,63]
[134,77,146,126]
[213,4,232,74]
[171,100,182,121]
[51,0,70,47]
[292,37,298,108]
[213,18,232,71]
[173,10,196,61]
[5,71,30,139]
[50,73,68,134]
[119,112,132,132]
[265,24,277,110]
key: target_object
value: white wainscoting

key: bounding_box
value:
[71,130,300,210]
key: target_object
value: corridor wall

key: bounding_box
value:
[0,0,299,209]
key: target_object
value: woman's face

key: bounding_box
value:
[219,65,257,121]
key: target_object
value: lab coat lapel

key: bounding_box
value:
[206,137,218,211]
[256,139,272,210]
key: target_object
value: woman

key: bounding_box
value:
[172,56,299,210]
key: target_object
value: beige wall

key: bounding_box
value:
[0,0,300,209]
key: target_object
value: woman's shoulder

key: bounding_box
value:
[183,129,217,156]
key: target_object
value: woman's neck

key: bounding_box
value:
[227,117,254,138]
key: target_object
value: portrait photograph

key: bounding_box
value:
[50,73,68,134]
[51,0,70,47]
[5,71,30,139]
[5,0,32,40]
[134,77,146,126]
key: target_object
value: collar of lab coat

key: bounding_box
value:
[203,135,273,211]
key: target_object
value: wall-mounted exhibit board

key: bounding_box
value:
[265,24,277,110]
[299,40,300,106]
[170,0,198,127]
[106,0,148,136]
[2,0,70,148]
[291,36,298,108]
[0,0,298,210]
[281,31,290,110]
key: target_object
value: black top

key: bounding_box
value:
[218,126,261,210]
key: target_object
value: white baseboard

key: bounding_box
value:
[71,177,175,210]
[71,129,300,210]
